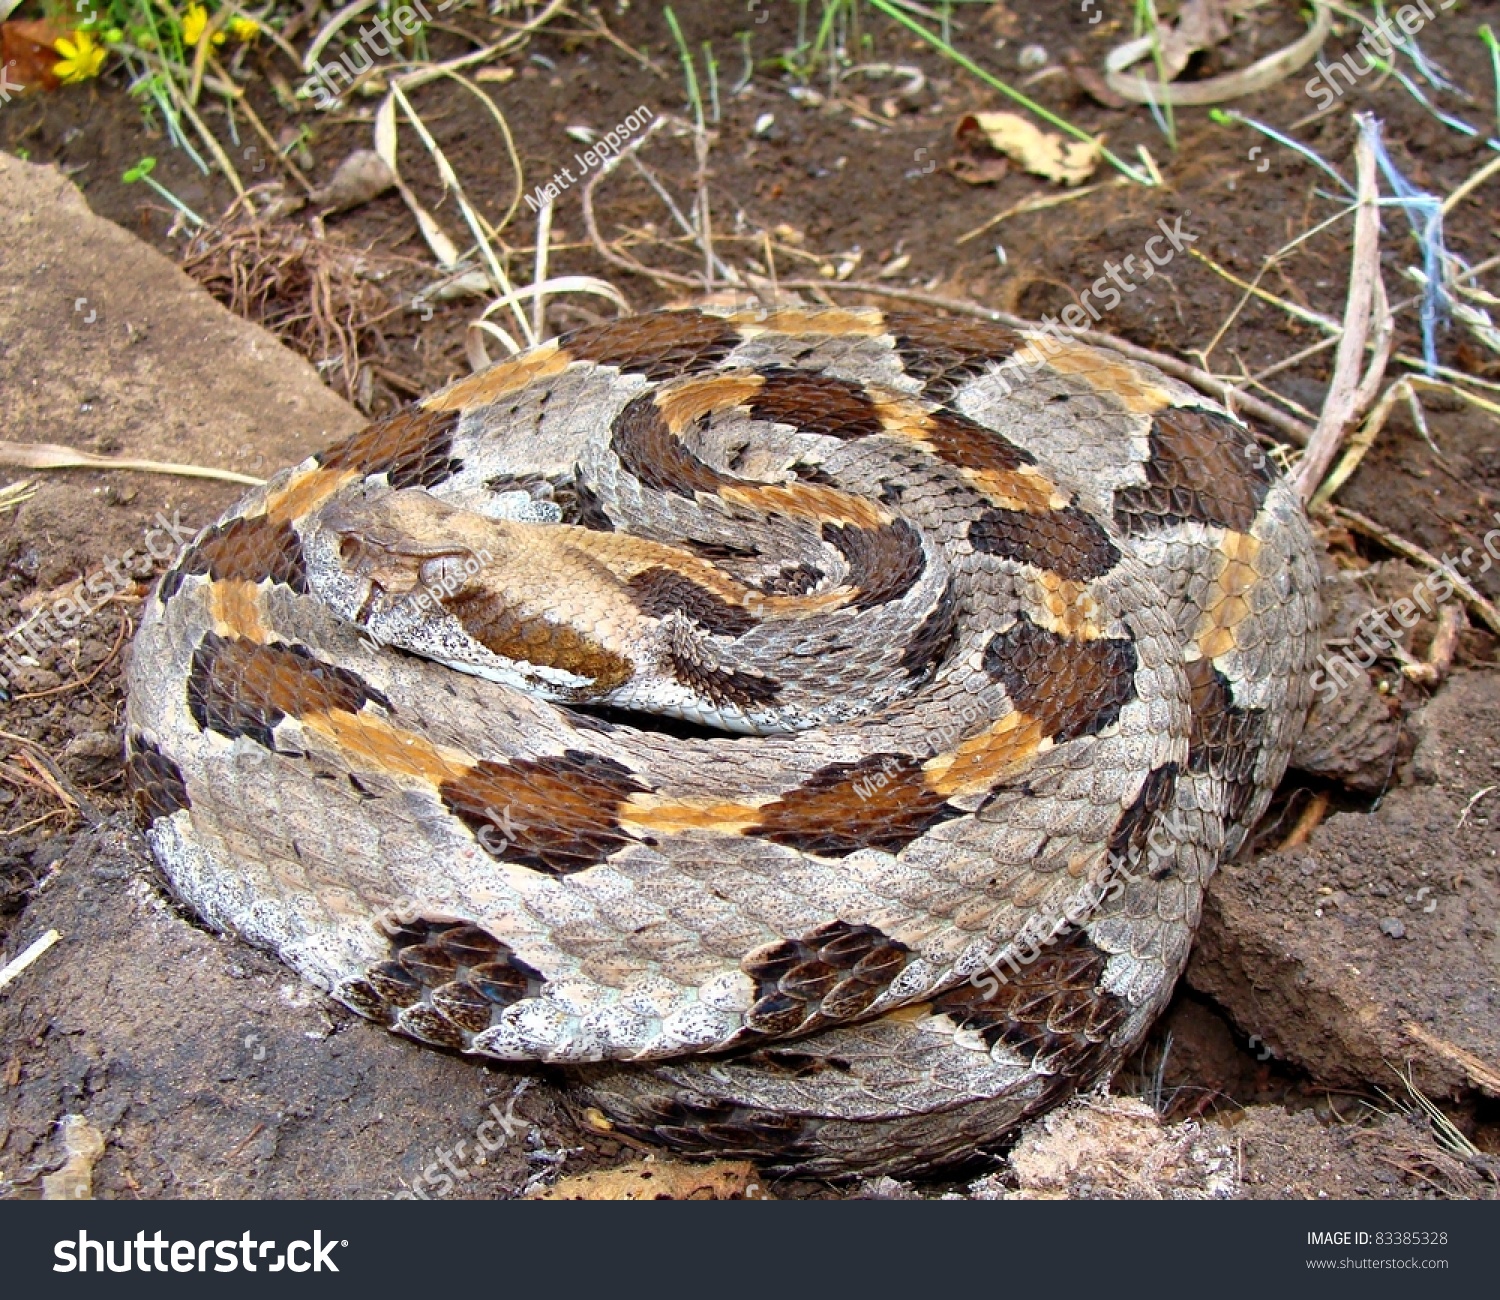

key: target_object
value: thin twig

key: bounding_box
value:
[1294,117,1388,501]
[581,116,697,289]
[14,613,133,703]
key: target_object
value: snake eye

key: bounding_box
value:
[339,536,363,566]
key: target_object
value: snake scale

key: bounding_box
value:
[125,307,1320,1177]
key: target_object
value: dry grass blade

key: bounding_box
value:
[376,76,532,348]
[0,480,38,512]
[955,179,1125,246]
[0,442,262,487]
[581,114,699,290]
[303,0,379,71]
[1395,1031,1500,1103]
[466,275,632,370]
[373,92,462,269]
[0,929,61,994]
[388,0,569,94]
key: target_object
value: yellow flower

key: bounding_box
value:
[53,31,106,83]
[182,5,225,48]
[227,15,259,41]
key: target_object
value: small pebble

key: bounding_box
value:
[1018,45,1048,70]
[1379,917,1406,939]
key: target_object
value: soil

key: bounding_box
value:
[1,1,1498,1199]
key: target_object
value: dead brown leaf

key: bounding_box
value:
[0,18,66,94]
[955,112,1101,187]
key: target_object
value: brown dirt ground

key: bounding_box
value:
[1,1,1498,1199]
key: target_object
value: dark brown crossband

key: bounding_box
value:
[742,919,911,1033]
[918,408,1035,474]
[968,505,1121,582]
[438,750,650,875]
[1113,406,1274,536]
[899,580,961,679]
[931,928,1128,1072]
[1106,762,1181,876]
[883,311,1024,404]
[126,735,191,827]
[187,633,392,750]
[758,562,823,596]
[159,514,307,603]
[609,393,735,497]
[1184,657,1268,828]
[746,369,889,440]
[821,518,926,610]
[983,615,1137,743]
[343,918,544,1041]
[560,310,743,380]
[748,753,959,857]
[666,651,782,711]
[626,567,757,637]
[319,405,462,490]
[588,1091,818,1162]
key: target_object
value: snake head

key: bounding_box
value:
[308,487,498,624]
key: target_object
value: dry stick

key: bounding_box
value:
[1405,604,1463,687]
[1351,273,1398,419]
[1310,365,1409,511]
[1292,120,1388,502]
[0,442,262,487]
[14,748,95,825]
[770,279,1316,446]
[1331,505,1500,639]
[0,930,61,995]
[1277,791,1331,850]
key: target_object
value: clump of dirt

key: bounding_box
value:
[1190,670,1500,1107]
